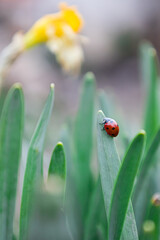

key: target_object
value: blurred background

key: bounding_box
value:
[1,0,160,236]
[0,0,160,140]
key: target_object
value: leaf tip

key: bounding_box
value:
[13,82,22,90]
[85,72,96,83]
[97,110,105,118]
[139,130,146,136]
[98,110,104,114]
[57,141,63,147]
[149,47,157,58]
[97,110,105,125]
[50,83,55,89]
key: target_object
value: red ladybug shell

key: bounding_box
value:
[104,118,119,137]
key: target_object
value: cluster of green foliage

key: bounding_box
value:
[0,42,160,240]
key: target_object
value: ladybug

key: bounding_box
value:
[100,117,119,137]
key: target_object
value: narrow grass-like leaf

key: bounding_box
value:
[147,200,160,240]
[134,43,160,233]
[60,125,83,240]
[27,183,71,240]
[142,220,156,240]
[48,142,66,180]
[133,127,160,232]
[0,84,24,240]
[84,178,107,240]
[12,235,17,240]
[73,72,96,220]
[97,110,138,240]
[98,90,130,153]
[60,125,74,179]
[142,45,159,146]
[19,84,54,240]
[140,41,153,88]
[96,225,106,240]
[141,194,160,240]
[108,131,146,240]
[48,141,66,206]
[136,127,160,185]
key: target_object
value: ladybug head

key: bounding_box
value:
[103,117,113,124]
[103,117,109,124]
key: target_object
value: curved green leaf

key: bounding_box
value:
[147,202,160,240]
[108,131,146,240]
[19,84,54,240]
[73,72,96,220]
[142,220,156,240]
[0,84,24,240]
[27,184,71,240]
[140,41,153,88]
[134,43,160,234]
[97,110,138,240]
[84,178,107,240]
[133,127,160,232]
[48,142,66,180]
[48,141,66,206]
[142,44,159,147]
[60,125,83,240]
[96,225,106,240]
[98,90,130,153]
[140,193,160,240]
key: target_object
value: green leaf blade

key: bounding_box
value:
[140,41,153,88]
[48,141,66,200]
[148,197,160,240]
[141,193,160,240]
[142,220,156,240]
[142,45,159,146]
[60,125,83,240]
[19,84,54,240]
[133,127,160,232]
[97,110,139,240]
[108,131,146,240]
[133,43,160,234]
[84,178,107,240]
[0,84,24,240]
[73,72,96,220]
[74,72,95,163]
[48,142,66,180]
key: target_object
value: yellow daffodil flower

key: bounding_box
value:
[0,2,85,81]
[23,3,85,73]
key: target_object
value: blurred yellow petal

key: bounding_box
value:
[57,44,84,74]
[23,3,83,48]
[22,2,85,74]
[47,37,84,74]
[60,2,83,32]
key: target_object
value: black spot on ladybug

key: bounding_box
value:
[107,127,109,129]
[112,127,115,130]
[112,134,115,136]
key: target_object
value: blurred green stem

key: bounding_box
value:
[0,33,24,83]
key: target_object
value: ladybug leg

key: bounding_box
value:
[98,122,105,130]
